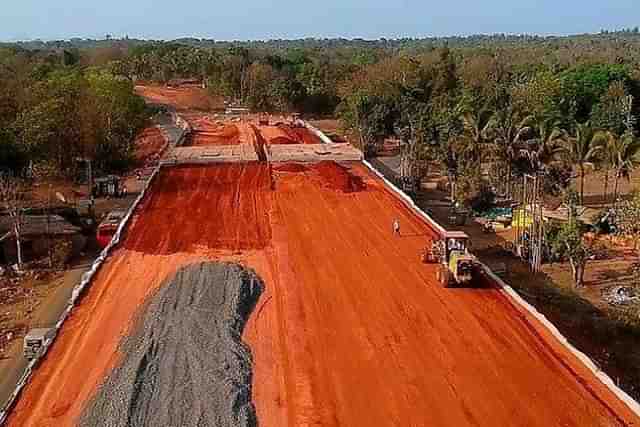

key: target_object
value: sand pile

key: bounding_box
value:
[314,161,365,193]
[80,262,264,427]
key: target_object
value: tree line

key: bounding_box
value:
[0,46,148,177]
[338,50,640,206]
[5,33,640,198]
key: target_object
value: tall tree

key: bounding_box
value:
[559,122,607,204]
[527,118,567,173]
[552,216,592,287]
[599,131,618,205]
[459,104,493,165]
[591,81,635,136]
[490,104,533,196]
[0,175,26,270]
[611,132,640,203]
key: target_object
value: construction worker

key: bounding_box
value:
[393,219,400,236]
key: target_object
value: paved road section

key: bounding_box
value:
[6,162,640,427]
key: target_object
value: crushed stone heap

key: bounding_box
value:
[80,262,264,427]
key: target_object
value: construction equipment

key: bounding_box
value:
[427,231,479,288]
[422,239,444,263]
[23,328,55,360]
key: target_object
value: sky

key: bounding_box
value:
[1,0,639,41]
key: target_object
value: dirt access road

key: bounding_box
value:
[0,262,90,410]
[6,162,639,427]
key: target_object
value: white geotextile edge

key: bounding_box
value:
[2,129,637,423]
[0,163,162,427]
[484,266,640,416]
[362,159,447,237]
[361,159,640,419]
[302,121,332,145]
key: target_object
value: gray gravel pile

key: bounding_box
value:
[80,262,264,427]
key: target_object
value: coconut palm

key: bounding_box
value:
[559,122,607,205]
[520,120,567,174]
[611,132,640,203]
[460,104,494,164]
[527,119,568,172]
[490,106,534,196]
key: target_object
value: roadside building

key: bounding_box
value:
[0,215,86,265]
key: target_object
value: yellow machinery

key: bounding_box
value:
[426,231,478,288]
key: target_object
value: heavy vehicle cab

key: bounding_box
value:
[426,231,479,288]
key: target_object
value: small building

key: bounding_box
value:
[93,175,124,198]
[0,215,86,265]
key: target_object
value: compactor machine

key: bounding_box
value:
[423,231,478,288]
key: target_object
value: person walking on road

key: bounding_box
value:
[393,219,400,236]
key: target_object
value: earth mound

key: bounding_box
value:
[314,161,366,193]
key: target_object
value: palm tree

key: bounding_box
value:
[490,106,534,196]
[460,105,494,164]
[559,122,607,205]
[611,132,640,203]
[528,119,567,172]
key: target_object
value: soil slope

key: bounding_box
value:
[6,163,640,427]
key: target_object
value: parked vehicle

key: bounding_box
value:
[96,210,126,248]
[23,328,55,360]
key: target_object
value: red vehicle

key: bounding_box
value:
[96,210,126,248]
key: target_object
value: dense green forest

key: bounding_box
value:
[3,31,640,197]
[0,47,148,177]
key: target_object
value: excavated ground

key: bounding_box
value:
[181,113,242,146]
[134,85,222,111]
[258,124,323,145]
[133,126,168,167]
[6,162,640,427]
[79,262,263,427]
[179,112,322,149]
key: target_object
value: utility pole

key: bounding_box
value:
[47,184,52,269]
[88,159,93,201]
[517,174,544,273]
[14,213,23,271]
[87,159,95,218]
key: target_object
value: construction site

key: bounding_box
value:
[3,85,640,427]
